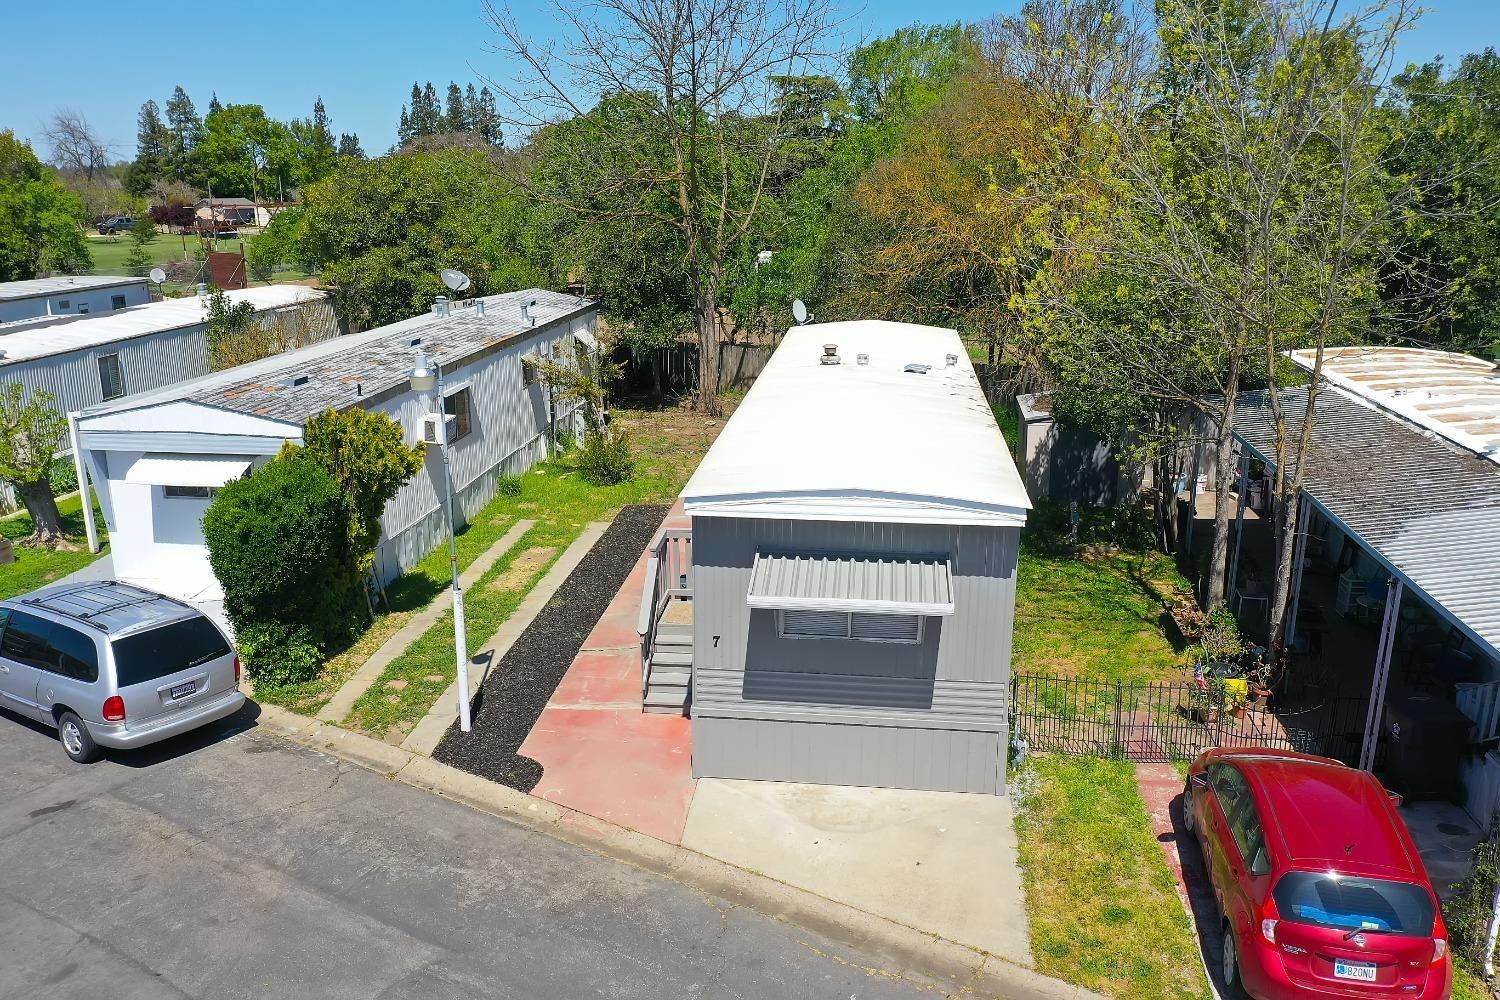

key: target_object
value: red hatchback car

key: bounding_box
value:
[1184,748,1451,999]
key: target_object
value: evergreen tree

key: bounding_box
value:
[338,133,365,158]
[208,91,224,115]
[397,105,412,146]
[464,83,481,133]
[477,86,502,145]
[445,82,467,132]
[419,82,441,134]
[164,85,203,184]
[294,96,338,185]
[126,99,171,195]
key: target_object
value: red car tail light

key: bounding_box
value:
[1261,918,1278,944]
[102,695,126,722]
[1433,938,1448,964]
[233,655,241,684]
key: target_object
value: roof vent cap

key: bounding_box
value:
[904,363,931,375]
[945,353,959,367]
[820,343,841,366]
[856,353,869,366]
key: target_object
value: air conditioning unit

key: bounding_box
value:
[421,412,457,445]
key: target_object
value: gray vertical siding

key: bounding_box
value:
[689,515,1020,794]
[5,325,211,417]
[369,311,595,584]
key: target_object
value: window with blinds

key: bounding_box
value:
[98,353,124,400]
[779,610,923,644]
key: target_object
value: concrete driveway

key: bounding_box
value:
[0,704,957,1000]
[682,778,1033,965]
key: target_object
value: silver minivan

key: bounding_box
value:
[0,581,245,762]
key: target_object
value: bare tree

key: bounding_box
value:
[482,0,842,414]
[43,109,111,182]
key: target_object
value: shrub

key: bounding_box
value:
[235,620,323,688]
[202,453,362,685]
[498,473,523,497]
[48,456,77,496]
[577,428,634,485]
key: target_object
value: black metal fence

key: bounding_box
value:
[1010,672,1377,766]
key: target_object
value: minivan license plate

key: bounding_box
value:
[1334,959,1377,982]
[169,680,196,700]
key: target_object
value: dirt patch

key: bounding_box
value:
[488,546,557,592]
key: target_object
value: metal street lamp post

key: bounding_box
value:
[410,349,471,732]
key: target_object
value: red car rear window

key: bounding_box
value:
[1273,872,1435,936]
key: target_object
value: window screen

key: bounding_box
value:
[163,485,213,499]
[851,613,922,643]
[780,610,849,639]
[98,354,124,400]
[111,294,128,310]
[780,610,923,643]
[444,387,472,441]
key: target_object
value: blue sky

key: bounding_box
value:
[0,0,1494,161]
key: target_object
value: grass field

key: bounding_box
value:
[86,231,203,273]
[257,400,729,733]
[0,494,109,600]
[1014,755,1212,1000]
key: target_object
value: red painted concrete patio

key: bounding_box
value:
[518,508,698,844]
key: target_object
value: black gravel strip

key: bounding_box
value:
[432,504,671,791]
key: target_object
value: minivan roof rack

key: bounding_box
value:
[19,581,192,632]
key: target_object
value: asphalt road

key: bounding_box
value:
[0,704,935,1000]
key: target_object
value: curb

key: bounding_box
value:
[252,702,1107,1000]
[401,519,611,755]
[316,518,537,723]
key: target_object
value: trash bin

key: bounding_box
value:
[1382,694,1471,800]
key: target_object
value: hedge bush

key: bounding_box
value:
[202,453,362,684]
[577,428,634,486]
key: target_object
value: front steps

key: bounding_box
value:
[644,617,693,715]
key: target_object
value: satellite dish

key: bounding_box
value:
[792,299,809,325]
[440,268,471,293]
[148,267,167,285]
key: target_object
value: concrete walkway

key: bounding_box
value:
[317,518,536,723]
[519,508,696,843]
[402,520,612,755]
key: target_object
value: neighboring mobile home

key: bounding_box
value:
[0,285,334,419]
[647,321,1030,795]
[0,275,151,323]
[70,290,596,614]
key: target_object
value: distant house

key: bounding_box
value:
[70,290,597,616]
[0,275,151,324]
[0,285,335,419]
[640,321,1031,795]
[192,198,273,228]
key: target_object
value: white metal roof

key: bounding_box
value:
[0,274,147,302]
[0,285,325,365]
[1288,346,1500,465]
[682,321,1030,526]
[123,453,253,488]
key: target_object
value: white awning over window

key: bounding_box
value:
[747,552,955,616]
[123,453,252,488]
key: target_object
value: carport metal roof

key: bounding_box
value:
[1233,386,1500,662]
[746,552,955,616]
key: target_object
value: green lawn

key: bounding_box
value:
[1013,755,1211,1000]
[86,231,202,273]
[0,494,110,600]
[1012,507,1191,684]
[259,400,728,734]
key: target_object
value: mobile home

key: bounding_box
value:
[651,321,1030,795]
[0,275,151,323]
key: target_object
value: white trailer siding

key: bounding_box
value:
[0,276,150,323]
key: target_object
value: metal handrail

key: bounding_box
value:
[638,526,693,699]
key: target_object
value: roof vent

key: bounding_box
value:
[856,353,869,366]
[280,374,311,389]
[904,363,931,375]
[475,299,485,317]
[406,336,422,348]
[521,298,540,326]
[945,353,958,367]
[820,343,841,366]
[433,296,449,318]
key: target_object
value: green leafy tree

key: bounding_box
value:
[290,97,339,188]
[197,103,297,200]
[292,407,424,574]
[1387,49,1500,356]
[204,288,258,369]
[0,384,69,545]
[0,130,91,280]
[293,147,549,327]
